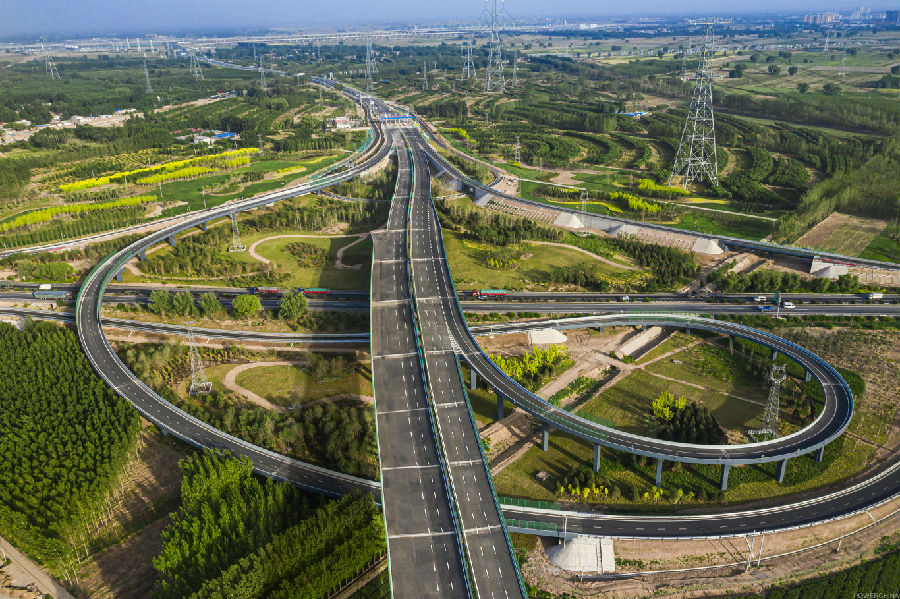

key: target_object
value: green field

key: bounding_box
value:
[234,363,371,407]
[443,230,644,291]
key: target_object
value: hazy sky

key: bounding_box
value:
[0,0,893,38]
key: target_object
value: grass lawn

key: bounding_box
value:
[643,342,769,402]
[251,235,370,289]
[234,363,371,407]
[861,231,900,264]
[443,230,643,291]
[668,211,774,241]
[575,369,765,436]
[636,332,696,364]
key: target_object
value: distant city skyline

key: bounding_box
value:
[0,0,896,38]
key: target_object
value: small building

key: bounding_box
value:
[332,116,352,129]
[192,134,216,145]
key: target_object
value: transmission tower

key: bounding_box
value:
[580,190,588,213]
[45,53,60,80]
[483,0,506,92]
[190,53,204,79]
[259,55,267,91]
[462,40,476,79]
[365,40,375,92]
[748,364,786,441]
[143,55,153,93]
[228,213,246,252]
[838,49,846,77]
[668,18,731,188]
[422,61,429,91]
[511,49,518,85]
[514,135,520,163]
[187,322,212,395]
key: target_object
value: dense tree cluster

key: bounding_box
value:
[153,452,384,599]
[709,266,862,294]
[654,400,725,444]
[549,262,612,292]
[437,201,562,245]
[605,234,698,289]
[0,321,139,570]
[490,345,572,392]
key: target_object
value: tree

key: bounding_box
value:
[768,65,780,75]
[232,294,262,319]
[797,82,810,93]
[148,289,172,314]
[788,66,799,76]
[822,82,841,96]
[749,53,762,63]
[279,291,308,321]
[173,291,195,317]
[199,292,224,317]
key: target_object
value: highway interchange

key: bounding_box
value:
[25,78,890,596]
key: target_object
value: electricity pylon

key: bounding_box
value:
[143,54,153,93]
[483,0,506,92]
[514,135,520,163]
[511,49,518,85]
[228,213,245,252]
[422,61,428,91]
[462,40,476,80]
[748,364,786,441]
[259,55,267,91]
[190,53,204,79]
[45,53,60,79]
[187,322,212,395]
[668,18,731,188]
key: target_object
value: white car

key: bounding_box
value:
[754,295,766,302]
[782,301,795,309]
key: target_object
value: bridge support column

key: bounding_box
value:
[771,349,778,361]
[685,327,691,335]
[138,250,146,261]
[200,221,208,232]
[497,394,504,421]
[804,369,812,382]
[114,269,124,282]
[776,459,788,483]
[167,235,176,246]
[720,464,731,491]
[470,369,477,390]
[729,335,735,354]
[541,424,549,452]
[656,458,664,488]
[814,446,825,463]
[593,444,601,473]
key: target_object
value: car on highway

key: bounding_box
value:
[620,295,631,302]
[757,305,774,312]
[782,301,796,309]
[754,295,767,302]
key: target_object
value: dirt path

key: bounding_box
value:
[0,535,75,599]
[335,233,370,269]
[221,361,374,412]
[247,233,365,269]
[527,241,639,271]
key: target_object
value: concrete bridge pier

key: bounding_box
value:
[776,459,788,483]
[685,327,691,335]
[771,349,779,360]
[814,446,825,463]
[593,444,602,473]
[114,269,124,282]
[470,369,478,390]
[655,458,664,487]
[200,221,208,232]
[805,369,812,382]
[496,392,504,421]
[729,335,735,353]
[138,250,146,261]
[542,424,550,451]
[167,235,176,246]
[720,463,731,491]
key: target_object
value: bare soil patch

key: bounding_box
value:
[794,212,888,257]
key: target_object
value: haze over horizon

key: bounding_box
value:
[0,0,895,39]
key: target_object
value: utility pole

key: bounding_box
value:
[484,0,507,92]
[187,322,212,395]
[228,213,246,252]
[668,18,730,188]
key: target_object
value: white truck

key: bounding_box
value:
[38,283,52,290]
[867,292,883,300]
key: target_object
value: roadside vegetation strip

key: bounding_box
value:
[58,148,259,192]
[0,195,157,232]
